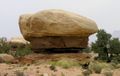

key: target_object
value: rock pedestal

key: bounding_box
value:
[30,36,88,50]
[19,9,98,51]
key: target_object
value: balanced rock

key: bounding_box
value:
[19,9,98,50]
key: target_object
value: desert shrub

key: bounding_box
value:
[110,63,117,68]
[49,59,80,69]
[81,62,90,69]
[111,55,120,64]
[102,69,113,76]
[0,37,32,58]
[115,64,120,69]
[89,62,102,73]
[0,37,11,53]
[89,61,115,74]
[100,63,114,69]
[14,44,32,57]
[109,62,120,69]
[82,47,91,53]
[49,64,56,71]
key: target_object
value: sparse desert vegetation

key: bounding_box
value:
[0,29,120,76]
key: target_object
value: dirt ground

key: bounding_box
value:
[0,53,120,76]
[0,63,120,76]
[0,63,83,76]
[18,53,92,64]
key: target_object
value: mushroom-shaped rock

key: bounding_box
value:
[19,9,98,50]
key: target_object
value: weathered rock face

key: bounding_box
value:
[19,9,98,49]
[30,36,88,49]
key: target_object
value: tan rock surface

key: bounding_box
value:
[19,9,98,49]
[0,54,15,63]
[9,36,29,44]
[19,9,98,38]
[30,36,88,49]
[19,14,32,39]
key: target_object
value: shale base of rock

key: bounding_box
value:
[29,36,88,52]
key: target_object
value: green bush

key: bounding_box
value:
[49,64,56,71]
[0,37,32,58]
[89,61,115,74]
[0,37,11,53]
[91,29,112,61]
[115,64,120,69]
[14,44,32,57]
[103,69,113,76]
[111,55,120,64]
[89,62,103,74]
[82,47,91,53]
[49,59,80,69]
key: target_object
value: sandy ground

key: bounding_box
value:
[0,63,83,76]
[0,53,120,76]
[0,63,120,76]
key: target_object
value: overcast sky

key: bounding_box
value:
[0,0,120,40]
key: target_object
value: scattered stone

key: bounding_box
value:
[0,54,15,63]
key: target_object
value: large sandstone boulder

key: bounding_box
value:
[19,9,98,39]
[19,9,98,49]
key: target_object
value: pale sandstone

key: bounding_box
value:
[0,54,15,63]
[19,9,98,38]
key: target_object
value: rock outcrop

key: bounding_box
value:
[9,36,29,44]
[9,36,30,50]
[0,54,15,63]
[19,9,98,50]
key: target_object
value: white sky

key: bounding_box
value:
[0,0,120,39]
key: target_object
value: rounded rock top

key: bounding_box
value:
[19,9,98,38]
